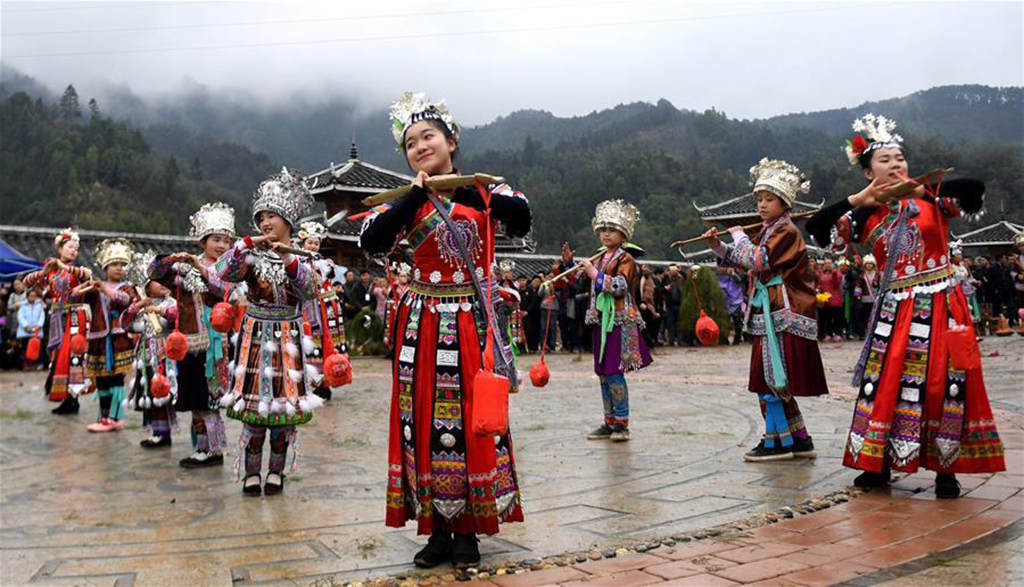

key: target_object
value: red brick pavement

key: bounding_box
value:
[465,411,1024,586]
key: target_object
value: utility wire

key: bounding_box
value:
[4,2,911,60]
[6,0,647,36]
[3,1,222,14]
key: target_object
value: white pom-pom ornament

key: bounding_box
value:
[285,342,299,358]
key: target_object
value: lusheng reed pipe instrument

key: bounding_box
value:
[361,173,505,206]
[874,168,952,204]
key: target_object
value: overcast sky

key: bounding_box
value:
[2,0,1021,125]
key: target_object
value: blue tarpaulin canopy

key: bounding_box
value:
[0,238,42,281]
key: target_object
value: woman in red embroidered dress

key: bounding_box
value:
[23,228,92,414]
[359,92,531,569]
[808,114,1005,498]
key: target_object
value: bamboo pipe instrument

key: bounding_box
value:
[362,173,505,206]
[541,251,605,289]
[670,209,819,249]
[273,244,316,258]
[669,168,951,250]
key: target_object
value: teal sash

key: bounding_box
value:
[752,275,787,392]
[596,291,615,362]
[202,305,224,378]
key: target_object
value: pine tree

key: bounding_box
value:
[88,98,100,119]
[677,265,731,345]
[58,84,81,125]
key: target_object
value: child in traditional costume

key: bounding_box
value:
[498,260,527,354]
[296,220,348,401]
[358,92,530,569]
[949,243,981,327]
[383,262,412,352]
[71,238,140,432]
[564,199,653,442]
[122,251,179,448]
[705,159,829,461]
[854,254,879,338]
[149,203,236,468]
[22,228,92,414]
[215,168,323,496]
[807,114,1004,497]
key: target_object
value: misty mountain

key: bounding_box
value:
[2,65,1020,258]
[5,65,1020,174]
[764,85,1023,146]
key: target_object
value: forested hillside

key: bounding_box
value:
[2,69,1020,257]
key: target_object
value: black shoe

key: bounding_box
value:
[935,473,962,499]
[587,424,613,440]
[744,439,794,462]
[313,386,332,401]
[179,452,224,469]
[243,474,262,496]
[853,466,892,489]
[264,472,285,495]
[52,397,79,415]
[792,437,817,459]
[140,436,172,448]
[610,426,631,442]
[414,530,453,568]
[452,533,481,570]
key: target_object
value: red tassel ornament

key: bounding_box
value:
[323,353,352,387]
[210,302,235,333]
[695,310,720,346]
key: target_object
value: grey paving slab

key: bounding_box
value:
[1,337,1021,585]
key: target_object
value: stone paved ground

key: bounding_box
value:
[1,336,1021,586]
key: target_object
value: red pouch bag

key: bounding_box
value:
[947,325,980,370]
[26,335,41,362]
[472,328,509,436]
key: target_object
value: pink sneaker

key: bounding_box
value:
[87,418,115,433]
[109,419,125,430]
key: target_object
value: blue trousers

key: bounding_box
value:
[599,373,629,428]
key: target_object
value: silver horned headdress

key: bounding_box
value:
[592,199,640,241]
[126,250,156,288]
[251,167,313,228]
[95,238,134,269]
[189,202,236,240]
[749,158,811,208]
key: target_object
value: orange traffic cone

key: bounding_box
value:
[994,315,1014,337]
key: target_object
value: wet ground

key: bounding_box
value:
[875,530,1023,586]
[1,337,1021,585]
